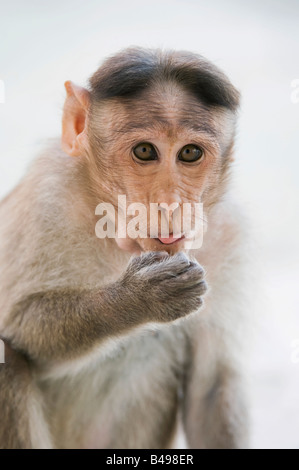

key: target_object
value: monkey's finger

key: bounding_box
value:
[130,251,169,270]
[148,253,204,281]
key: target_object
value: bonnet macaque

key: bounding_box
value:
[0,48,249,449]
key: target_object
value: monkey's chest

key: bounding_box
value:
[43,324,187,449]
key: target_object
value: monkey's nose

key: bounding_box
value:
[156,203,182,238]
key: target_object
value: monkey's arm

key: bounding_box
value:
[182,326,249,449]
[3,252,206,364]
[0,339,34,448]
[0,338,53,449]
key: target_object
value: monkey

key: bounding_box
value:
[0,47,249,449]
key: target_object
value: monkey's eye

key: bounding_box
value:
[133,143,158,161]
[178,145,203,163]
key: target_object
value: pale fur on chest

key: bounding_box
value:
[37,321,188,449]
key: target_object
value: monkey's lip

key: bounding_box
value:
[156,234,185,245]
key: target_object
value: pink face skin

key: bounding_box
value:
[96,94,232,256]
[109,127,223,256]
[63,81,235,256]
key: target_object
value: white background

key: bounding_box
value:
[0,0,298,449]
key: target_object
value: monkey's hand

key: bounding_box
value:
[4,253,206,363]
[120,252,207,323]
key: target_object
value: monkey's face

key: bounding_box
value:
[89,84,236,255]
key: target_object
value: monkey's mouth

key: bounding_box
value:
[156,234,185,245]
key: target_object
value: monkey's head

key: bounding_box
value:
[61,48,240,255]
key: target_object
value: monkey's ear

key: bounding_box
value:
[62,81,90,157]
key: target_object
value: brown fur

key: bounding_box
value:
[0,48,249,449]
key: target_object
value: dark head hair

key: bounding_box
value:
[89,47,240,112]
